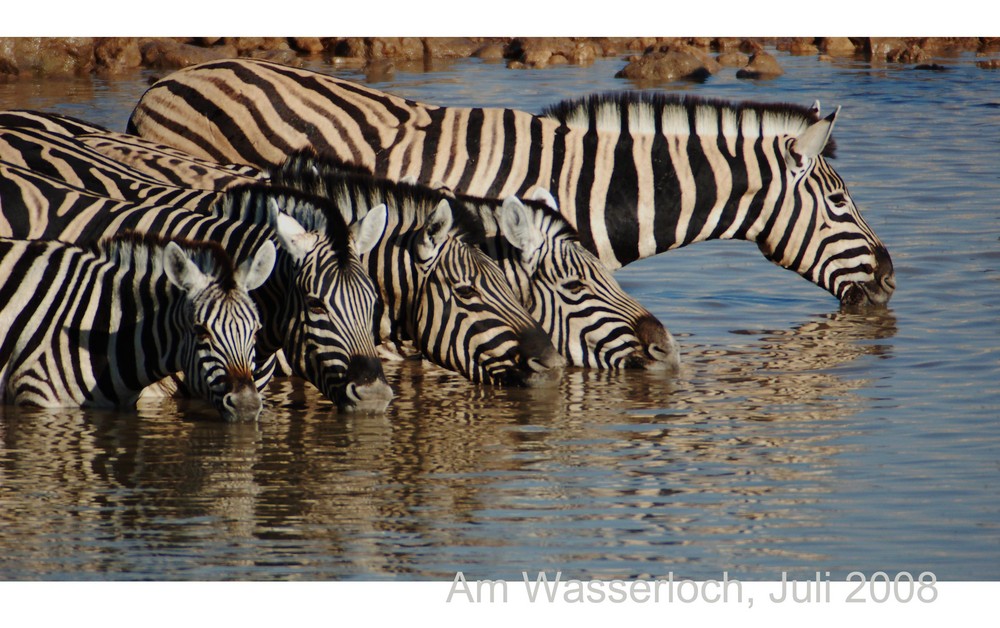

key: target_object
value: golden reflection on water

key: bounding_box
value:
[0,310,897,579]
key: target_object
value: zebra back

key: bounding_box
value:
[128,58,894,307]
[0,232,273,421]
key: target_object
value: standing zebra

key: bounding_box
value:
[0,232,274,421]
[127,58,894,307]
[272,149,679,370]
[0,135,562,388]
[0,160,393,411]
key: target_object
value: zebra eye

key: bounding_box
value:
[454,284,479,300]
[828,192,849,208]
[193,324,211,341]
[562,279,587,294]
[306,297,327,314]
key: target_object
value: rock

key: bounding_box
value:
[977,59,1000,69]
[424,38,484,59]
[94,37,142,74]
[506,37,606,68]
[716,51,750,67]
[290,37,325,54]
[788,39,819,56]
[472,42,507,60]
[819,37,858,56]
[616,45,718,82]
[865,37,907,61]
[366,37,425,61]
[141,39,236,70]
[887,45,929,64]
[736,51,784,79]
[2,37,95,76]
[0,39,19,78]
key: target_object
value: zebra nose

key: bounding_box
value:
[633,314,681,371]
[341,355,394,413]
[874,245,896,295]
[222,381,263,422]
[519,327,566,371]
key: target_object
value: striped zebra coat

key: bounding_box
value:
[0,159,393,411]
[1,119,678,371]
[0,129,562,388]
[272,150,679,370]
[0,232,274,420]
[127,58,894,307]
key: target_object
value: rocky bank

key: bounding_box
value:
[1,37,998,82]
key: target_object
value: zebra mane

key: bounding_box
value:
[96,230,239,291]
[540,92,836,158]
[274,148,488,246]
[219,182,354,264]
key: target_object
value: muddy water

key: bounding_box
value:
[0,51,998,580]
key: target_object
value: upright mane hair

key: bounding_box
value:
[274,148,489,247]
[96,230,239,291]
[540,92,836,159]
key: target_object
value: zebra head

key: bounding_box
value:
[266,196,393,412]
[162,239,275,422]
[409,199,566,386]
[758,106,895,308]
[494,194,680,370]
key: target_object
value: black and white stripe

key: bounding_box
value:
[275,150,679,370]
[0,140,392,411]
[127,58,894,306]
[266,164,566,386]
[0,232,274,421]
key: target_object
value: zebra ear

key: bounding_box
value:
[418,199,454,258]
[236,240,277,292]
[162,241,210,294]
[527,187,559,211]
[351,203,387,255]
[790,107,839,162]
[498,196,543,260]
[273,210,318,263]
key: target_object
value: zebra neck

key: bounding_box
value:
[537,123,774,269]
[83,263,192,399]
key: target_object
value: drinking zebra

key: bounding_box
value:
[272,149,678,370]
[0,232,274,421]
[0,159,394,411]
[126,58,894,307]
[0,121,671,371]
[0,137,563,388]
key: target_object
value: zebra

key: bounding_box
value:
[126,58,894,307]
[0,160,394,412]
[0,231,274,421]
[273,149,679,370]
[0,118,678,371]
[0,134,563,388]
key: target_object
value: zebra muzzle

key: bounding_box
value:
[221,382,263,422]
[340,355,394,413]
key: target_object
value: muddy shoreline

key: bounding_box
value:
[2,37,999,83]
